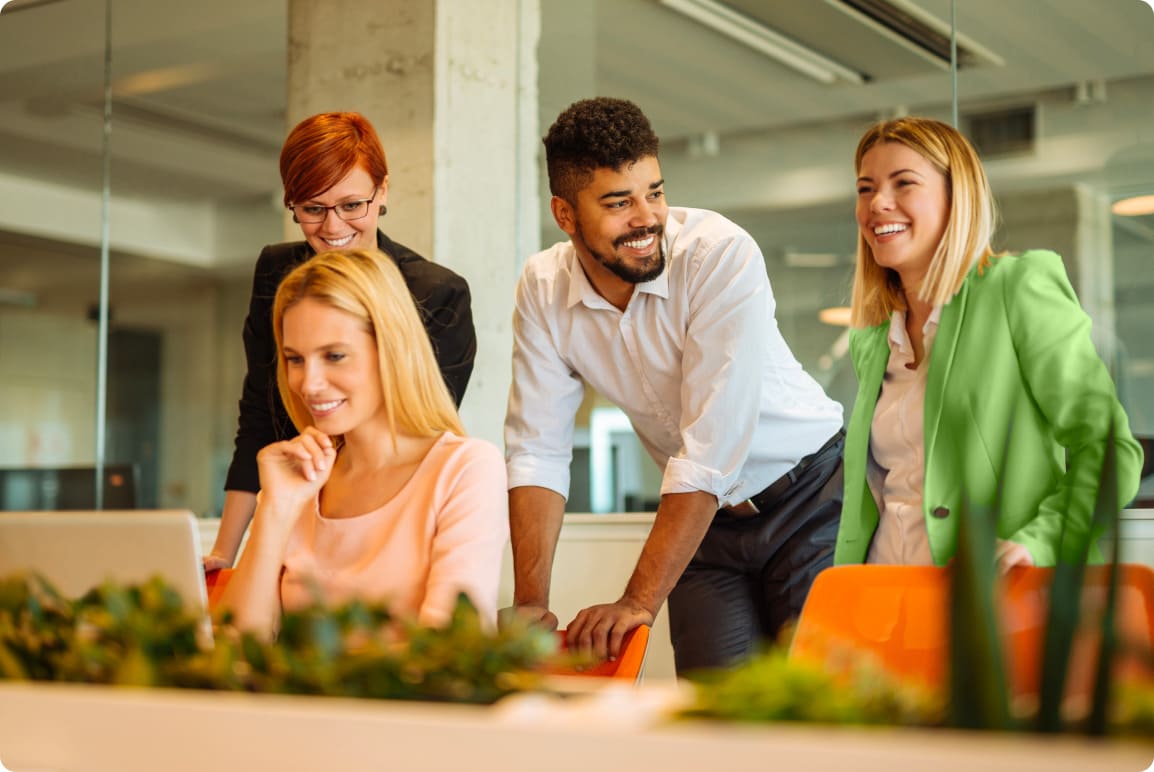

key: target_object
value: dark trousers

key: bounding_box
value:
[667,432,845,675]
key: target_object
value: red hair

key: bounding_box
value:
[279,112,389,206]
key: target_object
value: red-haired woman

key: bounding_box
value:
[206,112,476,571]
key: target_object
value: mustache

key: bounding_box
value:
[614,225,663,247]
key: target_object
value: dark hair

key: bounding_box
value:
[543,97,660,203]
[280,112,388,207]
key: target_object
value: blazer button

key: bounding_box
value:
[931,506,950,519]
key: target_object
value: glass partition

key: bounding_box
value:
[101,0,285,514]
[0,0,285,514]
[0,0,107,508]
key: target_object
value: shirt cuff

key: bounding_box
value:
[660,457,737,502]
[506,455,570,499]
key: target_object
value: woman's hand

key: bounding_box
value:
[995,539,1034,575]
[256,426,336,517]
[202,552,233,572]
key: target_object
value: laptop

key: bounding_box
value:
[0,510,210,632]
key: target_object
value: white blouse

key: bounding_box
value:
[866,306,941,565]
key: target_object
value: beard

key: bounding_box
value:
[574,219,666,284]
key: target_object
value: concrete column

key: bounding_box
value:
[1072,186,1118,368]
[286,0,540,446]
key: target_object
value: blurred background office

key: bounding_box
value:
[0,0,1151,516]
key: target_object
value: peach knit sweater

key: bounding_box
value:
[279,432,508,627]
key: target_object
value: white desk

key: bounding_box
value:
[0,681,1150,772]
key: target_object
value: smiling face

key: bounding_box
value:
[552,155,669,307]
[281,297,383,437]
[855,141,950,290]
[294,166,386,255]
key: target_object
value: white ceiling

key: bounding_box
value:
[1,0,1154,258]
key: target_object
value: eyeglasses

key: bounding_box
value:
[289,192,376,224]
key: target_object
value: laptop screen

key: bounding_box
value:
[0,509,208,618]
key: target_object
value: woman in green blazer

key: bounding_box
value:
[834,117,1142,570]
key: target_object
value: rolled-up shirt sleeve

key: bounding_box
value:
[660,233,771,503]
[504,267,586,499]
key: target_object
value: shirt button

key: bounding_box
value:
[931,506,950,519]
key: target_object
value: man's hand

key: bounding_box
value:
[498,603,559,632]
[565,600,654,661]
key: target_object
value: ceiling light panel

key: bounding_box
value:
[658,0,865,85]
[722,0,1002,81]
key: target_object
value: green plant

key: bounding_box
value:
[0,573,557,705]
[682,647,944,727]
[949,490,1011,730]
[1039,424,1121,734]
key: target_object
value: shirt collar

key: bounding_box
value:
[887,305,943,351]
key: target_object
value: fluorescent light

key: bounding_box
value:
[1112,195,1154,216]
[825,0,1004,70]
[784,250,842,268]
[659,0,864,85]
[819,306,852,326]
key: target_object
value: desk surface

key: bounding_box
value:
[1,682,1151,772]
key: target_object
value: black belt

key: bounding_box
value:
[722,428,845,517]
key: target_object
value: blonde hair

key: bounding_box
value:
[850,117,998,328]
[272,248,464,443]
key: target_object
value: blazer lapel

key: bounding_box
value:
[841,322,890,552]
[923,273,973,466]
[852,323,890,425]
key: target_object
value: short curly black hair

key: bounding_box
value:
[544,97,660,203]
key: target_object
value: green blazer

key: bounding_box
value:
[834,250,1143,567]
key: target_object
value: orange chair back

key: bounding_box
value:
[204,567,234,613]
[999,564,1154,699]
[790,564,1154,701]
[791,566,949,687]
[546,624,651,682]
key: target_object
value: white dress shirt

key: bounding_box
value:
[866,306,941,565]
[504,207,843,508]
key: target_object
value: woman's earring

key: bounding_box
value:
[379,204,387,217]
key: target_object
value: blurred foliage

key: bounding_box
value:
[682,647,945,727]
[0,573,556,705]
[949,492,1010,730]
[683,639,1154,735]
[1,559,1150,733]
[1112,683,1154,738]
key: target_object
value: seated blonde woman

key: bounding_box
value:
[218,248,506,639]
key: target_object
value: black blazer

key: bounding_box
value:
[223,230,476,493]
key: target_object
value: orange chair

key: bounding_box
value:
[545,624,651,682]
[790,566,949,687]
[790,564,1154,701]
[999,564,1154,700]
[204,567,234,613]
